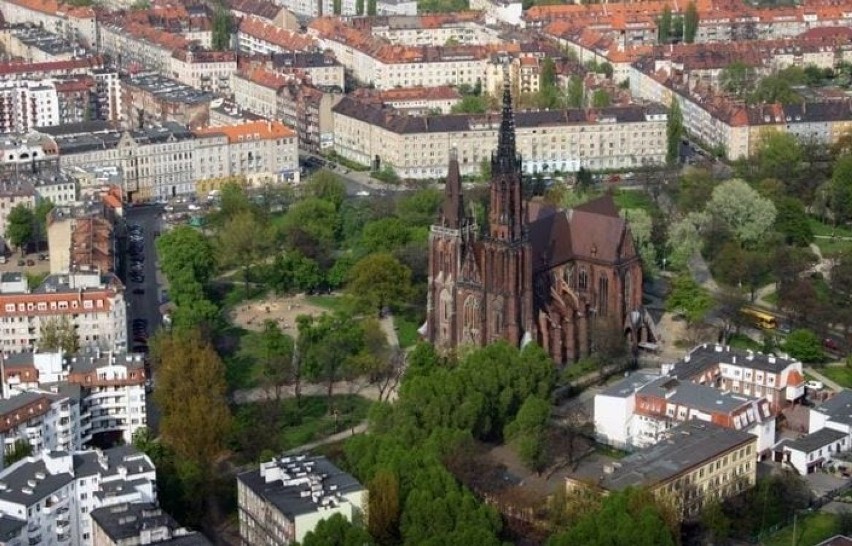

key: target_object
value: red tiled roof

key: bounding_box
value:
[239,16,316,52]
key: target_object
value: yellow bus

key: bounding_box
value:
[741,307,778,330]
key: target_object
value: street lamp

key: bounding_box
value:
[661,257,667,272]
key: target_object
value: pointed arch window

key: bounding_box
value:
[578,268,588,292]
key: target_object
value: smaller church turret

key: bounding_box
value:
[441,146,466,229]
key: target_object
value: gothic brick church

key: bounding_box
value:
[423,83,650,364]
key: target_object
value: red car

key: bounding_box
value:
[824,338,840,352]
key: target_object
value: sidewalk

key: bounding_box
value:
[806,366,844,392]
[285,421,368,454]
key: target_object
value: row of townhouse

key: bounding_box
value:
[0,24,82,64]
[0,445,158,546]
[119,72,216,130]
[0,271,127,353]
[359,12,501,47]
[239,52,346,90]
[232,67,342,154]
[43,119,298,200]
[331,95,668,178]
[235,15,318,57]
[525,0,852,43]
[595,371,776,455]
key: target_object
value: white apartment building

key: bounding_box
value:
[333,96,668,178]
[370,16,500,47]
[91,502,211,546]
[0,271,127,354]
[98,21,185,74]
[237,455,367,545]
[231,69,290,120]
[0,446,156,546]
[0,80,60,133]
[193,121,300,185]
[168,50,237,95]
[594,371,776,455]
[0,389,82,455]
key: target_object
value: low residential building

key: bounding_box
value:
[595,372,775,455]
[810,390,852,438]
[168,49,237,95]
[237,454,367,545]
[47,200,116,275]
[209,99,269,126]
[0,79,60,133]
[662,343,805,412]
[0,446,157,546]
[6,166,79,207]
[231,67,289,120]
[781,428,848,475]
[267,52,344,90]
[91,502,211,546]
[0,271,127,353]
[351,85,462,114]
[568,421,757,520]
[193,121,299,185]
[333,96,667,178]
[121,73,215,130]
[236,16,316,57]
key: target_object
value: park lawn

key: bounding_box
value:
[728,333,762,351]
[815,237,852,258]
[306,294,353,314]
[394,314,421,348]
[818,366,852,389]
[560,358,599,384]
[808,218,852,239]
[612,189,657,214]
[763,512,838,546]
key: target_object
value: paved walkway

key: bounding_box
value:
[285,421,369,454]
[806,366,844,392]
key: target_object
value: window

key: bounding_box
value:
[578,268,588,291]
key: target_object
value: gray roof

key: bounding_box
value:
[123,73,215,106]
[333,97,661,135]
[52,123,194,156]
[669,344,798,379]
[238,455,363,519]
[0,391,61,416]
[786,428,847,454]
[73,445,154,479]
[601,421,755,490]
[0,515,25,541]
[814,390,852,426]
[90,503,211,544]
[0,456,74,506]
[639,377,761,415]
[600,371,660,398]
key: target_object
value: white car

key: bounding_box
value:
[806,380,824,391]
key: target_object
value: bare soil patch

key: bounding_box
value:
[228,292,327,333]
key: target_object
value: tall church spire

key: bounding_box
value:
[493,69,518,174]
[441,146,465,229]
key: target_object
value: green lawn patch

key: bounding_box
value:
[808,218,852,239]
[230,395,372,463]
[305,294,353,314]
[612,189,657,213]
[394,314,421,348]
[818,366,852,389]
[595,444,630,459]
[815,237,852,259]
[762,512,838,546]
[560,358,599,384]
[728,333,762,351]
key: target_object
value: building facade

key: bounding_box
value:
[424,85,649,364]
[237,455,367,545]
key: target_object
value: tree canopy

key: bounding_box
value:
[346,253,413,313]
[707,179,776,247]
[5,204,34,253]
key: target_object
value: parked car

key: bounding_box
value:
[25,259,34,266]
[16,259,24,266]
[824,338,840,352]
[132,288,145,295]
[806,380,824,391]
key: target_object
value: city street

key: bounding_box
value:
[124,204,165,434]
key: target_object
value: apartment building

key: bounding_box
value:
[0,0,98,49]
[98,19,188,74]
[120,73,215,130]
[209,100,269,127]
[484,54,543,98]
[662,344,805,412]
[168,49,237,95]
[0,79,60,133]
[568,421,757,520]
[595,372,776,455]
[51,122,196,201]
[277,83,343,153]
[237,454,367,545]
[231,67,291,120]
[0,446,156,546]
[5,166,78,208]
[91,502,211,546]
[333,96,667,178]
[193,121,299,185]
[267,53,345,90]
[0,56,106,81]
[0,389,82,455]
[236,16,317,57]
[0,25,80,64]
[0,271,127,353]
[778,390,852,475]
[351,85,462,114]
[47,200,115,275]
[366,13,500,46]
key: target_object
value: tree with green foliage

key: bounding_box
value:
[368,469,400,543]
[784,329,825,363]
[667,97,683,165]
[677,168,717,213]
[540,57,557,89]
[832,154,852,225]
[5,439,32,465]
[152,328,232,470]
[5,204,34,255]
[774,197,813,246]
[591,89,611,107]
[504,395,550,472]
[282,197,340,261]
[248,320,295,401]
[666,274,713,328]
[346,253,412,314]
[157,225,216,286]
[367,0,377,14]
[753,131,803,186]
[720,61,756,99]
[708,179,776,247]
[359,217,412,254]
[684,1,699,43]
[33,199,54,243]
[750,71,803,105]
[299,514,375,546]
[548,488,677,546]
[217,210,273,296]
[39,316,80,354]
[304,170,347,211]
[297,312,364,402]
[333,0,342,14]
[211,7,232,51]
[566,75,584,108]
[451,94,488,114]
[355,0,364,14]
[658,6,672,43]
[397,188,443,227]
[269,251,323,294]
